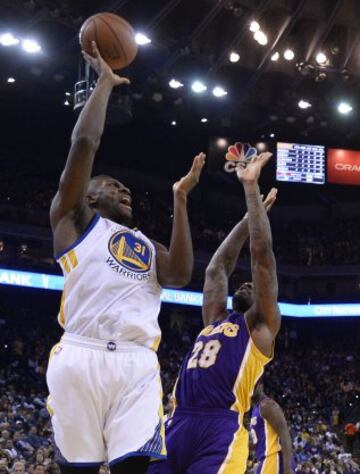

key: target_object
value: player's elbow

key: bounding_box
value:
[205,263,224,279]
[71,135,100,152]
[250,242,274,260]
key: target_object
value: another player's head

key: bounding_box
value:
[87,175,133,226]
[252,380,265,405]
[232,282,254,313]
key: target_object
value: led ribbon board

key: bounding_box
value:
[1,268,359,318]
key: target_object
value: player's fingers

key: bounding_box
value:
[259,152,273,166]
[116,76,131,85]
[81,52,96,68]
[191,153,206,173]
[91,41,101,58]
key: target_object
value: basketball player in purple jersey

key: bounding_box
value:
[148,151,279,474]
[250,381,295,474]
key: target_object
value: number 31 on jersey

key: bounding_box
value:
[187,340,222,369]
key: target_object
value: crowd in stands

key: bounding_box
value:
[1,164,360,269]
[1,302,359,473]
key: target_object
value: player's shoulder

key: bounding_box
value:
[259,398,281,415]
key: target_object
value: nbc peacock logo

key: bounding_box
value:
[224,142,257,173]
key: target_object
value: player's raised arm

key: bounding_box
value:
[154,153,205,288]
[260,399,294,474]
[202,189,278,327]
[236,152,281,354]
[50,42,130,238]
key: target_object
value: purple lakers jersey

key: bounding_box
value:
[174,312,271,414]
[250,400,281,461]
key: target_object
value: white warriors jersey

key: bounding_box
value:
[56,213,162,350]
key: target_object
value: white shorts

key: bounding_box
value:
[46,333,166,466]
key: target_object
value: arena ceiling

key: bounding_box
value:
[1,0,360,155]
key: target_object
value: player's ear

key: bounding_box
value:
[86,193,97,207]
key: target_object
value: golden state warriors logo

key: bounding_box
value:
[108,231,152,274]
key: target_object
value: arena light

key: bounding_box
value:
[229,51,240,63]
[284,49,295,61]
[216,138,228,148]
[249,21,260,32]
[271,52,280,61]
[135,32,151,45]
[22,38,42,53]
[270,132,275,138]
[65,91,71,96]
[256,142,267,152]
[338,102,352,114]
[254,30,268,46]
[191,80,207,93]
[171,120,177,126]
[298,100,312,109]
[7,77,16,83]
[212,86,228,98]
[316,52,327,65]
[169,78,184,89]
[64,100,70,106]
[200,117,208,123]
[0,33,19,46]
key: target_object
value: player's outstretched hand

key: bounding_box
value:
[236,152,272,184]
[173,152,206,197]
[263,187,278,212]
[244,187,277,218]
[82,41,130,87]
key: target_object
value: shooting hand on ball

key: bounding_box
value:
[236,152,272,184]
[82,41,130,87]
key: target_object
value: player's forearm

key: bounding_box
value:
[279,432,293,473]
[206,217,249,277]
[71,75,114,147]
[242,181,273,255]
[166,191,193,286]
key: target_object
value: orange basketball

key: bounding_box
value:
[79,13,138,70]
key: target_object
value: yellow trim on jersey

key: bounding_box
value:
[58,291,66,328]
[264,419,282,457]
[151,335,161,352]
[218,416,249,474]
[68,249,78,269]
[60,255,70,274]
[260,452,279,474]
[158,375,167,456]
[59,250,79,274]
[230,340,267,414]
[48,342,61,362]
[46,395,54,417]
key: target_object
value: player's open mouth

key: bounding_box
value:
[120,196,132,210]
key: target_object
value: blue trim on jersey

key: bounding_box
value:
[109,451,166,466]
[57,461,103,467]
[55,213,100,260]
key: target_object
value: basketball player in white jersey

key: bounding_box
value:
[46,42,205,474]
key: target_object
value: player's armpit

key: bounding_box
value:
[152,240,190,288]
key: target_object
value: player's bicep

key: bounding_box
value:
[202,266,229,326]
[260,400,288,435]
[153,241,183,288]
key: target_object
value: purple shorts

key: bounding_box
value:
[147,407,248,474]
[255,452,296,474]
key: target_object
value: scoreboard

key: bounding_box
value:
[276,142,326,185]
